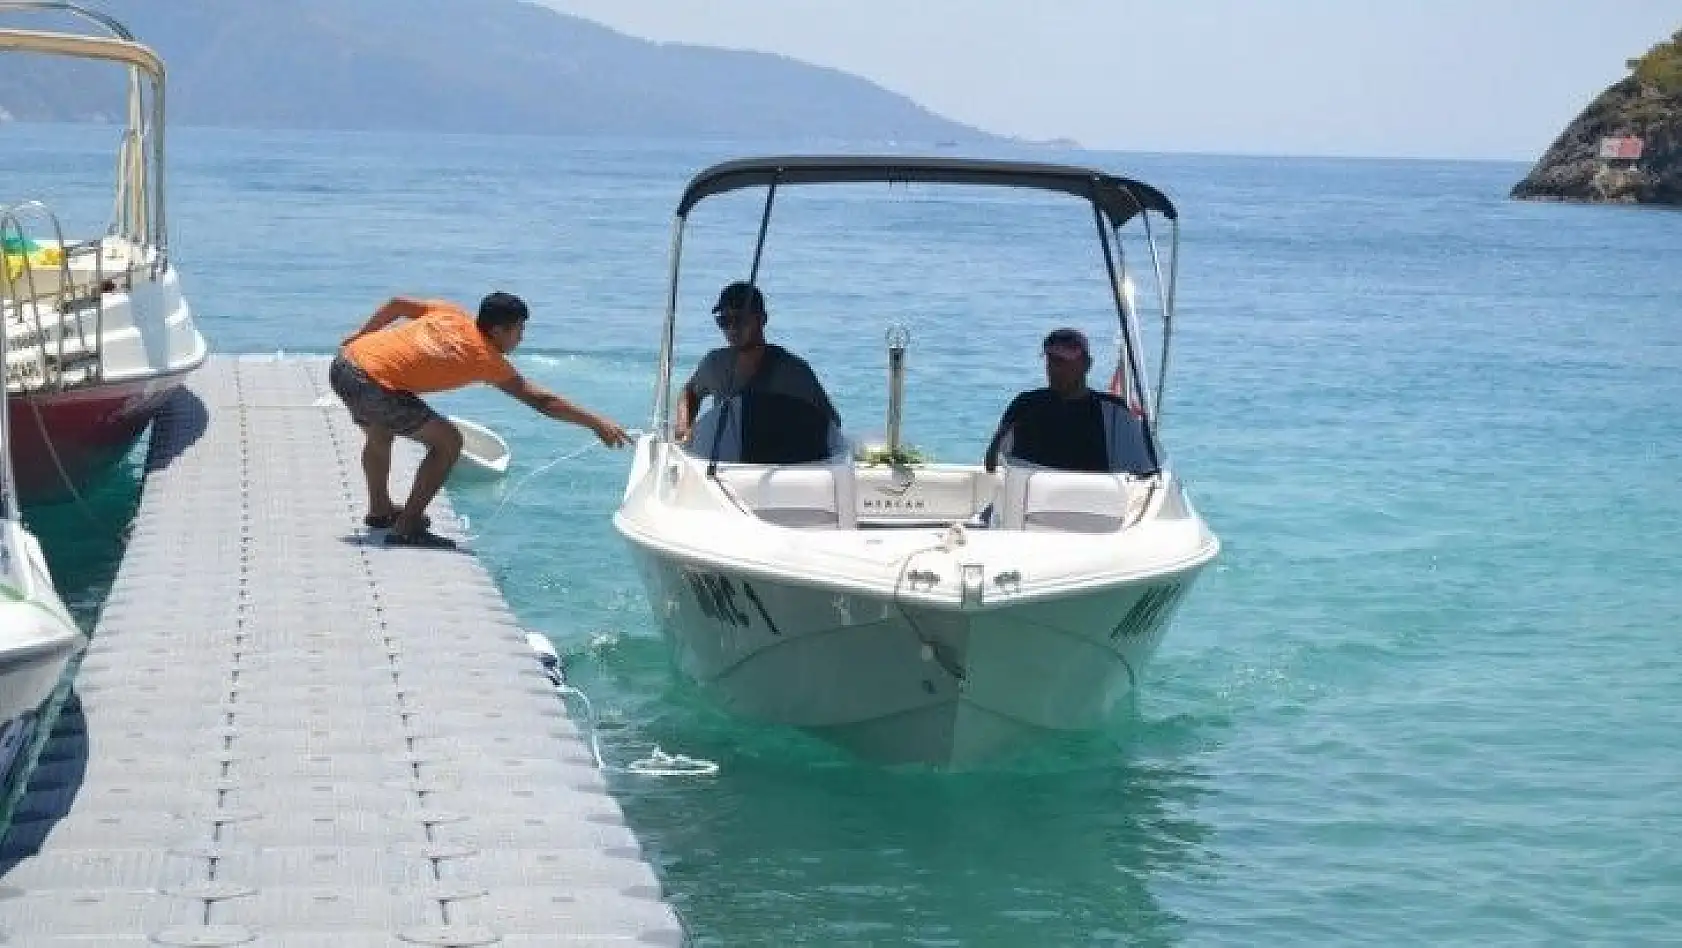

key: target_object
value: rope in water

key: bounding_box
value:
[24,393,127,550]
[484,437,716,778]
[525,631,718,777]
[465,427,646,537]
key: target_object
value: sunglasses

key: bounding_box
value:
[715,309,754,329]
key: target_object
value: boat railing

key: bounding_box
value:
[0,218,12,526]
[1,200,107,393]
[0,1,171,260]
[0,1,135,41]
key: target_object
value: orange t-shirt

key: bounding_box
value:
[345,301,516,394]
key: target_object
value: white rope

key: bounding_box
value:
[889,533,968,680]
[466,427,646,536]
[479,436,714,776]
[451,429,714,775]
[525,630,718,778]
[25,392,123,548]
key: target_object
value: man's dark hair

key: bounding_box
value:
[711,281,766,316]
[1042,327,1090,356]
[478,291,529,330]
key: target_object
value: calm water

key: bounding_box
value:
[9,123,1682,946]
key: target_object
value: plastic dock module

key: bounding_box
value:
[0,355,687,946]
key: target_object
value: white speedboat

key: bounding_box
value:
[0,273,83,787]
[614,156,1220,767]
[1,2,208,504]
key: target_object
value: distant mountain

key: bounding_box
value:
[0,0,1002,144]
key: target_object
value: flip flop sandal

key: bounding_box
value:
[364,512,431,530]
[384,528,456,550]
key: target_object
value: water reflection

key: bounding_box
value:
[20,450,141,630]
[2,438,140,834]
[574,636,1217,948]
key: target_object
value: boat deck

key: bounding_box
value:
[0,355,686,946]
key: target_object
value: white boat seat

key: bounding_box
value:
[712,462,856,529]
[993,462,1143,533]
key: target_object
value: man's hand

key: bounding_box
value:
[590,415,631,448]
[673,383,701,445]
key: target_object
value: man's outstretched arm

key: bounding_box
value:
[495,372,629,447]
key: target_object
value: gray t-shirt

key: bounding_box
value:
[686,344,840,423]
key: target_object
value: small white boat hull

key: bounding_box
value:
[0,519,81,759]
[447,415,510,481]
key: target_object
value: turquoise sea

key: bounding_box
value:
[10,123,1682,946]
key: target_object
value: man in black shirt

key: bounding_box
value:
[984,327,1147,474]
[674,282,841,463]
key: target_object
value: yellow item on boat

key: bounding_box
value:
[2,245,64,283]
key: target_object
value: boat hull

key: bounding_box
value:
[7,371,186,504]
[625,544,1203,767]
[0,711,42,791]
[0,625,79,792]
[0,522,82,774]
[0,635,79,724]
[5,253,206,506]
[445,415,511,481]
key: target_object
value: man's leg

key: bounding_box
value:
[391,416,462,540]
[361,423,398,521]
[331,355,426,530]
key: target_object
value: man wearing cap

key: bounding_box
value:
[331,291,631,549]
[983,327,1149,474]
[673,281,840,461]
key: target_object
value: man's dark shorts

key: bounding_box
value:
[328,354,440,436]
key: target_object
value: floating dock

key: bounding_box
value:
[0,355,686,946]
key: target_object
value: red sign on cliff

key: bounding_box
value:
[1598,136,1645,160]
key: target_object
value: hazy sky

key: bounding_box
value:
[539,0,1678,160]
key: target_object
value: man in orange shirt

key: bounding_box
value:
[330,291,629,549]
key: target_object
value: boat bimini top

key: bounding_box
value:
[649,155,1184,472]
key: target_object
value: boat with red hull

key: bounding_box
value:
[7,368,195,501]
[2,2,208,505]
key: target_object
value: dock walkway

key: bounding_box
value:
[0,355,685,946]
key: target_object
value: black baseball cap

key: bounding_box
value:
[711,281,766,315]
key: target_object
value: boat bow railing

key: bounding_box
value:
[2,201,108,394]
[0,1,171,263]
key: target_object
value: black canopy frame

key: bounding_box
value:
[651,155,1182,471]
